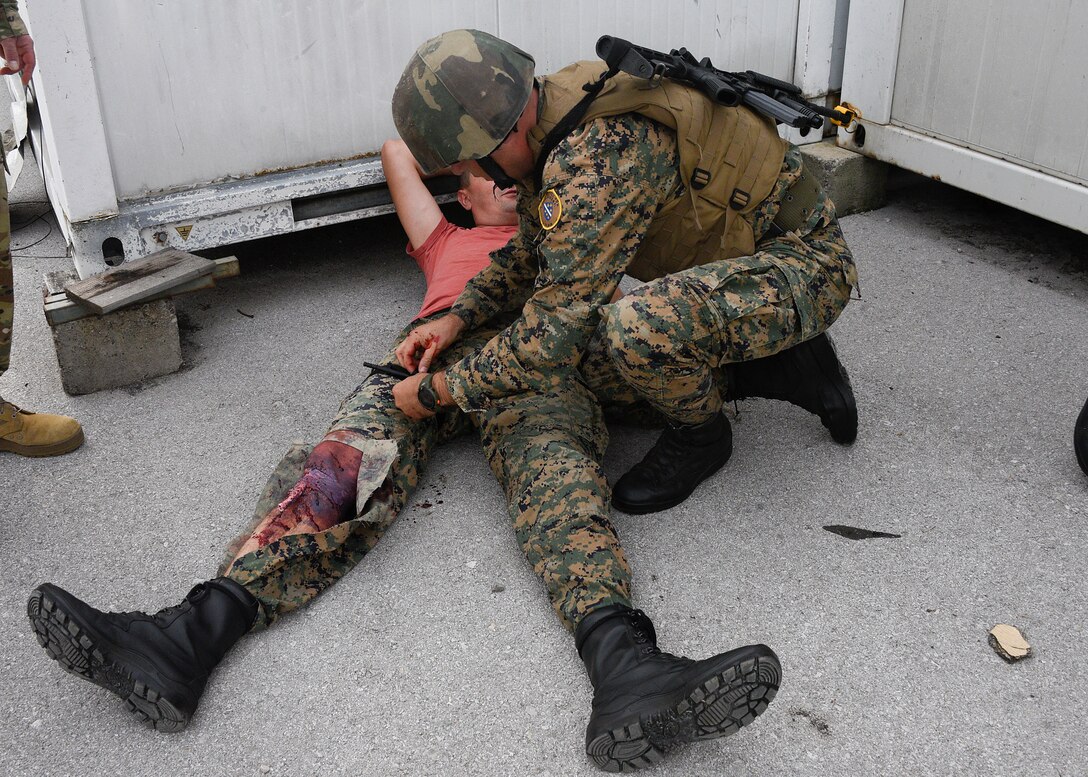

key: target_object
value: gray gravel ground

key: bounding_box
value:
[2,155,1086,777]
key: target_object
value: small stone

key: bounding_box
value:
[259,766,271,775]
[491,583,505,593]
[466,560,477,569]
[30,719,42,729]
[989,624,1031,662]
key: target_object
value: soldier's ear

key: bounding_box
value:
[456,187,473,212]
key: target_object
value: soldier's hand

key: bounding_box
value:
[392,372,435,421]
[0,35,35,85]
[395,313,466,374]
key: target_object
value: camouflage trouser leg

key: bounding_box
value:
[477,380,633,633]
[221,315,501,630]
[592,217,855,425]
[580,322,668,428]
[1,173,12,378]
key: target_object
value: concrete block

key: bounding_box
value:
[49,298,182,395]
[800,139,889,216]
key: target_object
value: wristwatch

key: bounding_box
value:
[417,373,438,411]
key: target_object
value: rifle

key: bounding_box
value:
[595,36,857,136]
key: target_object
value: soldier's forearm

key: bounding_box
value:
[450,277,520,329]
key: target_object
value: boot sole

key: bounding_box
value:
[0,428,85,457]
[27,587,190,732]
[586,651,781,772]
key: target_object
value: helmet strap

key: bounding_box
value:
[477,155,519,190]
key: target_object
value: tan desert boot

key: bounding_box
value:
[0,399,84,457]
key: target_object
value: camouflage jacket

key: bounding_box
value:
[444,110,814,412]
[0,0,27,38]
[444,111,678,411]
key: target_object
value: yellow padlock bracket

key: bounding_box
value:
[829,101,861,131]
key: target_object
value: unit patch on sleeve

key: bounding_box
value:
[538,189,563,230]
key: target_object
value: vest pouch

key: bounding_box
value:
[631,197,729,281]
[537,62,788,281]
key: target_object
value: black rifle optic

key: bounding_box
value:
[595,35,857,136]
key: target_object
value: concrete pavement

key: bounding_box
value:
[2,158,1086,776]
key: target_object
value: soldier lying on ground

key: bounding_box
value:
[386,31,860,771]
[27,115,851,770]
[27,138,519,729]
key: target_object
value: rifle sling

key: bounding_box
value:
[532,68,617,191]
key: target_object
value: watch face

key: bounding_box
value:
[417,377,438,410]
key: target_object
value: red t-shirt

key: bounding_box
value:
[407,218,517,320]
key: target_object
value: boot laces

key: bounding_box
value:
[630,430,687,484]
[629,613,662,656]
[152,601,189,619]
[124,582,206,621]
[112,600,186,621]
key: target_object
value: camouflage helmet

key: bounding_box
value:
[392,29,535,174]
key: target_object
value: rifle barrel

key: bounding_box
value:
[741,90,811,129]
[745,70,803,96]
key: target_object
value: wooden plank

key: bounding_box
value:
[210,256,240,280]
[43,270,80,297]
[46,257,239,326]
[65,248,216,314]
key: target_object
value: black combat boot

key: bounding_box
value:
[725,332,858,444]
[611,411,732,514]
[27,578,258,732]
[1076,396,1088,476]
[576,605,780,772]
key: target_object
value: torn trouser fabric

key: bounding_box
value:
[219,312,500,630]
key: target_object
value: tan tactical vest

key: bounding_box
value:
[528,61,788,281]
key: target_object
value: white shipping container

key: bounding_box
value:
[838,0,1088,234]
[22,0,849,277]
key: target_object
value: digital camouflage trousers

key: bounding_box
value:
[585,205,857,425]
[221,312,633,633]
